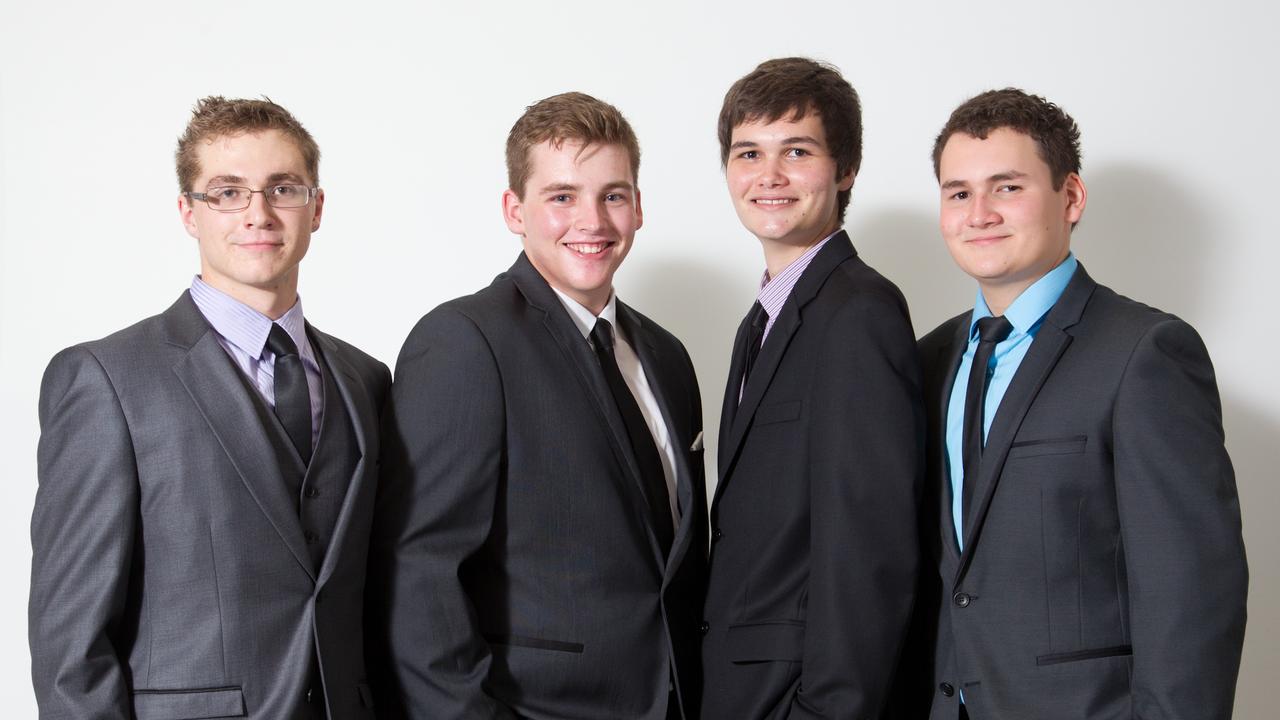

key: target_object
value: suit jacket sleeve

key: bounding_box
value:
[792,294,925,719]
[30,347,137,720]
[1113,317,1247,719]
[367,307,518,720]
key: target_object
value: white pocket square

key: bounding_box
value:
[690,431,704,452]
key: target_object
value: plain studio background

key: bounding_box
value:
[2,1,1276,715]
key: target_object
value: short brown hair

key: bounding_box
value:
[718,57,862,222]
[175,96,320,192]
[932,88,1081,190]
[505,92,641,198]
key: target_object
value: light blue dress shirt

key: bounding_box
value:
[945,254,1078,549]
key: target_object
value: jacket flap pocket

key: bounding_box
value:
[727,620,805,663]
[755,400,801,426]
[1008,435,1087,459]
[132,686,246,719]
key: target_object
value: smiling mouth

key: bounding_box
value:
[564,241,614,256]
[753,198,796,206]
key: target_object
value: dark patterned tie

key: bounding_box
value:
[590,319,674,557]
[960,315,1013,531]
[742,301,769,387]
[266,323,312,464]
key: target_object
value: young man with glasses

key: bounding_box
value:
[30,96,390,720]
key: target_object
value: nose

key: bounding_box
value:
[966,192,1000,228]
[243,190,278,228]
[575,199,609,234]
[757,154,786,189]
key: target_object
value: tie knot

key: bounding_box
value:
[590,318,615,353]
[749,301,769,331]
[266,323,300,358]
[976,315,1013,344]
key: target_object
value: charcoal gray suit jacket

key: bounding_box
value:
[30,292,391,720]
[909,264,1248,719]
[368,252,707,719]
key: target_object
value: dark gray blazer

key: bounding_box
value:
[910,264,1248,719]
[368,252,707,719]
[701,232,924,720]
[30,292,391,720]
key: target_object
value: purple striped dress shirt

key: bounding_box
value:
[188,276,323,448]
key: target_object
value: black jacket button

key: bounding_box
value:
[699,622,710,635]
[939,682,955,697]
[953,592,971,608]
[712,528,723,541]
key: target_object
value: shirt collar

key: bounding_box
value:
[550,286,620,343]
[969,253,1078,340]
[756,229,840,319]
[189,275,316,367]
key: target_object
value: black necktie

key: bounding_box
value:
[590,319,675,557]
[743,301,769,385]
[266,323,313,464]
[960,315,1013,531]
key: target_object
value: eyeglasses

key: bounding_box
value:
[186,184,319,212]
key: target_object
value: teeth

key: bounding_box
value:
[755,199,793,205]
[568,242,608,255]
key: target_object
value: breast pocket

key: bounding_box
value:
[754,400,802,426]
[1007,434,1087,460]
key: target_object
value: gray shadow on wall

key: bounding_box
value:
[1068,163,1209,315]
[849,206,973,336]
[1221,392,1280,720]
[624,256,748,491]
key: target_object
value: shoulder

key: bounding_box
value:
[822,255,914,324]
[918,312,968,355]
[311,329,391,388]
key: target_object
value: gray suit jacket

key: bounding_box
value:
[908,264,1248,719]
[30,292,391,720]
[368,252,707,720]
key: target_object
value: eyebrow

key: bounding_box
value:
[204,172,306,187]
[940,170,1029,190]
[729,135,822,151]
[539,181,634,194]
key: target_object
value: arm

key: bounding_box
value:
[791,296,925,719]
[30,347,138,720]
[366,307,517,720]
[1113,318,1247,719]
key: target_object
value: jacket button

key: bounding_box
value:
[953,592,971,608]
[698,622,710,635]
[939,682,955,697]
[304,487,320,498]
[304,531,319,544]
[712,528,723,541]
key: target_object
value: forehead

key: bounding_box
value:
[731,110,828,146]
[193,129,310,184]
[940,127,1049,179]
[526,139,635,183]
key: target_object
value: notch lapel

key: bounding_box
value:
[717,311,752,474]
[507,255,664,570]
[617,302,695,577]
[935,317,970,564]
[165,294,315,580]
[716,233,856,495]
[308,329,378,589]
[954,266,1097,584]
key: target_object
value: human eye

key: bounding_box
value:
[605,191,629,203]
[948,190,969,201]
[996,184,1021,193]
[270,184,303,198]
[551,194,572,203]
[786,148,810,158]
[210,186,246,203]
[738,150,759,160]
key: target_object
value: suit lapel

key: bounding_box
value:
[954,266,1097,584]
[507,255,663,568]
[617,302,695,577]
[165,293,316,580]
[935,318,970,564]
[308,328,377,588]
[717,311,752,474]
[717,233,856,493]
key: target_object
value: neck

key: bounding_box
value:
[201,273,299,320]
[759,225,838,280]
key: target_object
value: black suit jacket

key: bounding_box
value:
[369,252,707,719]
[30,292,391,720]
[700,232,925,719]
[910,264,1248,719]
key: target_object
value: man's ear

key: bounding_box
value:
[502,188,526,236]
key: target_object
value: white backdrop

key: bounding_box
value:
[2,1,1276,716]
